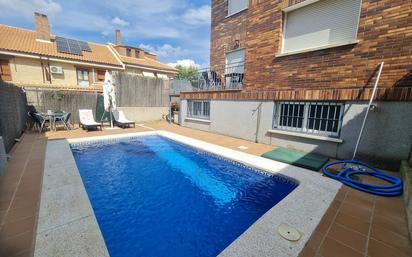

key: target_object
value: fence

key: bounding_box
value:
[1,73,169,142]
[0,81,28,152]
[113,72,169,107]
[25,89,99,123]
[169,79,195,95]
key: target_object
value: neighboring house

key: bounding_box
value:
[0,13,177,90]
[111,30,177,79]
[180,0,412,167]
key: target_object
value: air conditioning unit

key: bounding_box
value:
[50,66,63,74]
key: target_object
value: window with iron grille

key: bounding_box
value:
[273,101,344,137]
[188,100,210,120]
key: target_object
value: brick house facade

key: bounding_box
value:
[180,0,412,167]
[183,0,412,101]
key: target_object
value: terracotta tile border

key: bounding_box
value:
[299,183,412,257]
[0,133,46,257]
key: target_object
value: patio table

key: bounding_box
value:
[46,111,65,131]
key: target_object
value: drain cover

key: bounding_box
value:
[278,223,301,241]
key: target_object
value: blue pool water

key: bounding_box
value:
[71,136,297,257]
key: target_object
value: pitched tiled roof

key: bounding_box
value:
[119,55,178,73]
[13,81,103,92]
[0,25,122,67]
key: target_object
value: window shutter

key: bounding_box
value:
[226,49,245,73]
[283,0,361,53]
[0,60,12,81]
[97,70,105,82]
[228,0,248,16]
[142,71,156,77]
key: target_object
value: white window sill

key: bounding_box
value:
[276,40,359,58]
[226,8,248,18]
[185,117,211,124]
[268,129,343,143]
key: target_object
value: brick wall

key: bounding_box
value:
[197,0,412,101]
[210,0,248,68]
[181,87,412,101]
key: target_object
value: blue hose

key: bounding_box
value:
[322,160,403,197]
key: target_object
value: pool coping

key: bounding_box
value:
[35,130,341,257]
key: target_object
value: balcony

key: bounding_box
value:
[170,62,244,94]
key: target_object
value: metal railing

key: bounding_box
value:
[169,62,245,94]
[169,79,195,95]
[195,62,244,91]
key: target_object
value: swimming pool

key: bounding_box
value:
[71,135,298,257]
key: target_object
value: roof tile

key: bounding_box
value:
[0,25,122,67]
[119,55,178,73]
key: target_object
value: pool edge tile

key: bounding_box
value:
[34,140,109,257]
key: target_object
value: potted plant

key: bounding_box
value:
[171,101,180,123]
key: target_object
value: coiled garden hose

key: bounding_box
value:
[322,160,403,197]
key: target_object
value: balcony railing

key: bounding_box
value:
[195,62,244,91]
[170,62,245,94]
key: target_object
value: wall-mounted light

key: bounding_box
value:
[233,40,240,50]
[369,104,378,112]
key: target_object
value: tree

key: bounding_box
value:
[175,65,199,83]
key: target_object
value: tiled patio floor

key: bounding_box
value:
[0,121,410,257]
[0,133,46,257]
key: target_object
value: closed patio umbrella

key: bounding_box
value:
[103,71,116,128]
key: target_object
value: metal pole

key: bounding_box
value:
[168,95,172,124]
[110,97,113,128]
[254,102,263,143]
[352,62,384,160]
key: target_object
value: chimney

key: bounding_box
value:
[34,12,51,42]
[115,30,121,45]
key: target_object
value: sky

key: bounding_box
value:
[0,0,211,67]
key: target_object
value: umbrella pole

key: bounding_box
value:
[110,98,113,128]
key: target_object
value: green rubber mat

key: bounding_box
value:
[261,147,329,171]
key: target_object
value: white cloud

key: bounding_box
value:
[123,26,181,39]
[168,59,200,68]
[111,17,130,27]
[0,0,62,20]
[182,5,211,25]
[139,43,182,58]
[109,0,183,16]
[138,43,155,52]
[101,31,110,37]
[59,11,110,32]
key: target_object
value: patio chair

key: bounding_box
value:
[27,111,37,131]
[200,71,210,90]
[113,110,135,128]
[209,71,222,89]
[79,109,102,131]
[55,112,72,130]
[30,112,50,133]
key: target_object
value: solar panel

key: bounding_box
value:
[55,36,71,54]
[67,38,82,55]
[55,36,91,55]
[79,41,92,52]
